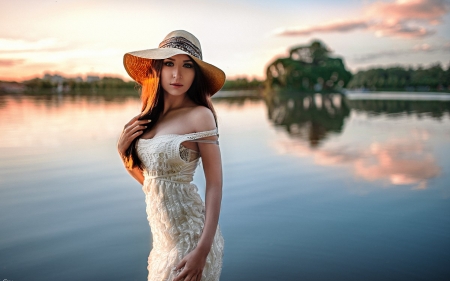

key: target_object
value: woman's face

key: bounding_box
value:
[160,54,195,97]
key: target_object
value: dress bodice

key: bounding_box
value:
[136,128,219,184]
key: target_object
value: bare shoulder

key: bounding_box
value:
[190,105,214,119]
[188,105,217,132]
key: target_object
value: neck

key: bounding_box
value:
[162,92,190,115]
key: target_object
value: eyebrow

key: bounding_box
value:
[165,58,193,62]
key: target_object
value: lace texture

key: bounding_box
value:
[137,129,224,281]
[179,145,199,163]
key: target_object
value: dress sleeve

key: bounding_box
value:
[184,128,219,145]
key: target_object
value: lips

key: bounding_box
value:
[170,83,183,87]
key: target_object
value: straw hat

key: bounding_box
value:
[123,30,225,95]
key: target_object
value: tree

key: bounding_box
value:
[266,40,352,92]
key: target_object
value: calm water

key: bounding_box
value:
[1,91,449,281]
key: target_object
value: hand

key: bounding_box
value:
[173,248,207,281]
[117,114,151,157]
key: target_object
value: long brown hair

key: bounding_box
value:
[124,58,217,169]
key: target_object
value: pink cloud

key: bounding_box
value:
[276,0,449,39]
[366,0,449,24]
[278,20,368,36]
[370,22,433,38]
[413,43,432,51]
[0,59,25,67]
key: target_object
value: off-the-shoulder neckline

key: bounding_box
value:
[139,128,218,142]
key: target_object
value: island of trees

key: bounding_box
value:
[264,40,449,93]
[265,40,353,92]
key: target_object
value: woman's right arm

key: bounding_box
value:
[117,114,151,185]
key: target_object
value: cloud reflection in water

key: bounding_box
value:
[274,135,440,189]
[267,92,443,190]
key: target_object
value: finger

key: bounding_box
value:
[131,123,148,133]
[136,119,152,126]
[126,119,151,133]
[135,117,152,123]
[125,114,141,127]
[124,121,141,132]
[174,274,187,281]
[172,262,185,281]
[182,273,195,281]
[124,117,150,130]
[173,269,186,281]
[191,272,201,281]
[130,130,144,138]
[125,124,147,136]
[189,273,199,281]
[196,272,203,281]
[137,117,152,123]
[175,259,186,271]
[117,130,143,152]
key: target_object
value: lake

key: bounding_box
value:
[0,91,449,281]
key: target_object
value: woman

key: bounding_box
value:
[117,30,225,281]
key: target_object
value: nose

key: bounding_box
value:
[172,65,182,79]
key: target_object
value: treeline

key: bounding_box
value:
[22,77,136,93]
[3,63,450,94]
[347,63,450,91]
[221,77,263,91]
[5,76,264,93]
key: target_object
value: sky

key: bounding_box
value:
[0,0,449,82]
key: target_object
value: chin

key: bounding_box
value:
[166,90,188,97]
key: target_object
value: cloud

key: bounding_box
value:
[353,50,406,62]
[0,38,119,59]
[0,59,25,67]
[276,0,450,39]
[370,22,433,38]
[0,38,68,54]
[413,43,433,51]
[0,36,122,80]
[276,20,369,36]
[353,42,450,62]
[366,0,449,24]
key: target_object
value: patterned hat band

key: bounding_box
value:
[158,36,203,60]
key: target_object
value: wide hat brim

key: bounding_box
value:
[123,47,225,96]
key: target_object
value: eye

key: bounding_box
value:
[164,61,174,66]
[184,63,193,68]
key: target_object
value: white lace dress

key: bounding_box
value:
[136,128,224,281]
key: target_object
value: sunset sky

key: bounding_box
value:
[1,0,449,81]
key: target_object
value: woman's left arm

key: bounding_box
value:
[174,108,223,281]
[195,138,223,254]
[174,139,222,281]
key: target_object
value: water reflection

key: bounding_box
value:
[265,92,350,147]
[274,136,440,189]
[345,98,450,119]
[265,91,449,189]
[1,92,449,280]
[0,93,141,148]
[212,90,262,107]
[3,92,447,190]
